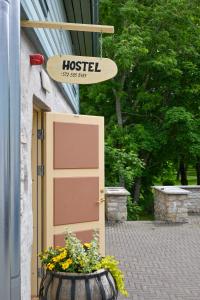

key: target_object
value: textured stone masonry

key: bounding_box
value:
[182,186,200,213]
[105,187,130,222]
[153,186,200,223]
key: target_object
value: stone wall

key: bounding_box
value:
[180,186,200,213]
[20,31,73,300]
[154,187,189,223]
[153,186,200,223]
[105,187,130,222]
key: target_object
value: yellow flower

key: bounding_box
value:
[59,250,67,260]
[83,243,91,249]
[47,263,55,271]
[58,247,66,252]
[52,255,61,263]
[60,258,73,271]
[52,250,67,263]
[67,258,73,265]
[61,262,70,270]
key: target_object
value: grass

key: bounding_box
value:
[186,166,197,185]
[175,166,197,185]
[156,166,197,186]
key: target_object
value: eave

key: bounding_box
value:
[63,0,99,56]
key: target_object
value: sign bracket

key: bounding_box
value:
[21,20,114,34]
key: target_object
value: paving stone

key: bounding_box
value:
[106,216,200,300]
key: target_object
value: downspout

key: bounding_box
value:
[9,0,21,299]
[0,1,11,299]
[0,0,21,299]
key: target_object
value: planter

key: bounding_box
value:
[39,268,118,300]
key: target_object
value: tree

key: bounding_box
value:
[81,0,200,212]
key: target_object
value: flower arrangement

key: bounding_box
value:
[39,231,128,297]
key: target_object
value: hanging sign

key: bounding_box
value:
[46,55,118,84]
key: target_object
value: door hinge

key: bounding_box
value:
[37,129,44,140]
[37,165,44,176]
[38,267,44,278]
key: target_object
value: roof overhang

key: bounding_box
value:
[63,0,99,56]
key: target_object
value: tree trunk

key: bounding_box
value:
[179,160,188,185]
[176,169,180,181]
[196,158,200,185]
[115,94,123,128]
[112,74,126,185]
[112,73,126,128]
[131,153,149,203]
[119,175,125,187]
[132,177,142,203]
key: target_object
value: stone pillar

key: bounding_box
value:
[105,187,130,222]
[153,186,190,223]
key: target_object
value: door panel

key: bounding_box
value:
[44,113,105,254]
[54,122,99,169]
[54,177,99,225]
[54,230,94,248]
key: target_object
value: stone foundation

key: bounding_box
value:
[105,187,130,222]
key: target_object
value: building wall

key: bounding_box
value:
[20,30,74,300]
[21,0,80,112]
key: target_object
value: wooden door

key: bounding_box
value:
[44,113,105,255]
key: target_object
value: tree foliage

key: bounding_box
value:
[80,0,200,214]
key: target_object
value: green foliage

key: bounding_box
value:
[64,231,100,273]
[157,161,176,185]
[139,188,154,215]
[162,179,175,186]
[105,125,144,188]
[127,197,143,220]
[81,0,200,215]
[97,256,128,297]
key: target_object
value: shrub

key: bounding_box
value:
[127,197,143,220]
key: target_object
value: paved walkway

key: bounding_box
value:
[106,216,200,300]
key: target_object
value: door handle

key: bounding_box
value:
[96,198,105,204]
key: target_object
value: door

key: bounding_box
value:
[31,108,43,299]
[44,113,105,255]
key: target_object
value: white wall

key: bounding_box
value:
[20,30,74,300]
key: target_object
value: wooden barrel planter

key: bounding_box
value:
[39,268,118,300]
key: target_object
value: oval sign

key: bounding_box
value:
[46,55,118,84]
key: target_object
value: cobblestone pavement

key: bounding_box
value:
[106,215,200,300]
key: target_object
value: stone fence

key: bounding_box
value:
[153,186,200,223]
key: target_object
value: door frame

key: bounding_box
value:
[31,106,44,299]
